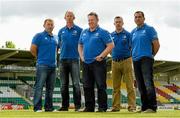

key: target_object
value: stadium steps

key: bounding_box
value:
[156,87,172,100]
[158,86,180,101]
[154,81,161,87]
[11,88,33,106]
[156,94,169,103]
[164,84,179,93]
[0,87,31,109]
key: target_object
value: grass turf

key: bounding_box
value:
[0,109,180,118]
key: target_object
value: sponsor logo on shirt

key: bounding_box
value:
[72,30,77,35]
[95,33,99,37]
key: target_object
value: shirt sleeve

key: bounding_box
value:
[79,27,83,34]
[78,30,84,45]
[57,30,62,49]
[149,27,158,41]
[101,30,113,44]
[127,32,132,49]
[32,33,40,46]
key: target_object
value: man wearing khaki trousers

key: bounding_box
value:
[111,16,136,112]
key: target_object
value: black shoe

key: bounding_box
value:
[96,108,106,112]
[45,108,55,112]
[58,107,68,111]
[82,108,94,112]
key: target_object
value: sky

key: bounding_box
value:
[0,0,180,61]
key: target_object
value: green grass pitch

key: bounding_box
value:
[0,109,180,118]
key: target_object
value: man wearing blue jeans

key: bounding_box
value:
[30,19,58,112]
[78,12,114,112]
[58,11,82,111]
[131,11,160,113]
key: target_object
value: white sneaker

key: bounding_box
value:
[35,110,43,112]
[143,109,156,113]
[52,109,58,112]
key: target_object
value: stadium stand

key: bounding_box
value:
[0,48,180,110]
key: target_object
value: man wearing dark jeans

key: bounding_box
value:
[82,60,107,112]
[131,11,160,113]
[58,11,82,111]
[30,19,58,112]
[78,12,114,112]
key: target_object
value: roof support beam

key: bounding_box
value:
[0,51,19,61]
[154,64,180,73]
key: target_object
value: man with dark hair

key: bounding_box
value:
[30,18,58,112]
[58,11,82,112]
[111,16,136,112]
[78,12,114,112]
[131,11,160,113]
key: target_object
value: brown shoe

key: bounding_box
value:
[128,106,136,112]
[111,109,120,112]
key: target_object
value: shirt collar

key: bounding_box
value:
[114,28,125,35]
[65,24,76,30]
[43,30,53,37]
[88,25,100,32]
[136,23,146,30]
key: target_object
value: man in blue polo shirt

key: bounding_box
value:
[78,12,114,112]
[58,11,82,112]
[111,16,136,112]
[30,19,58,112]
[131,11,160,113]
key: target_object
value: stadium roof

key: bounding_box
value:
[0,48,35,67]
[0,48,180,74]
[154,60,180,74]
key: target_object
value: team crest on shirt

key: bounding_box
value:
[83,33,86,36]
[72,30,77,35]
[45,37,48,40]
[142,30,146,34]
[95,33,99,37]
[62,31,65,34]
[123,35,127,39]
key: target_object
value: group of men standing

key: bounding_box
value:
[30,11,160,113]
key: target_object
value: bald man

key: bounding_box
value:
[57,11,82,112]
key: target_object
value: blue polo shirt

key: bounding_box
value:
[131,23,158,61]
[32,31,58,67]
[111,29,131,60]
[58,25,82,60]
[79,26,113,64]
